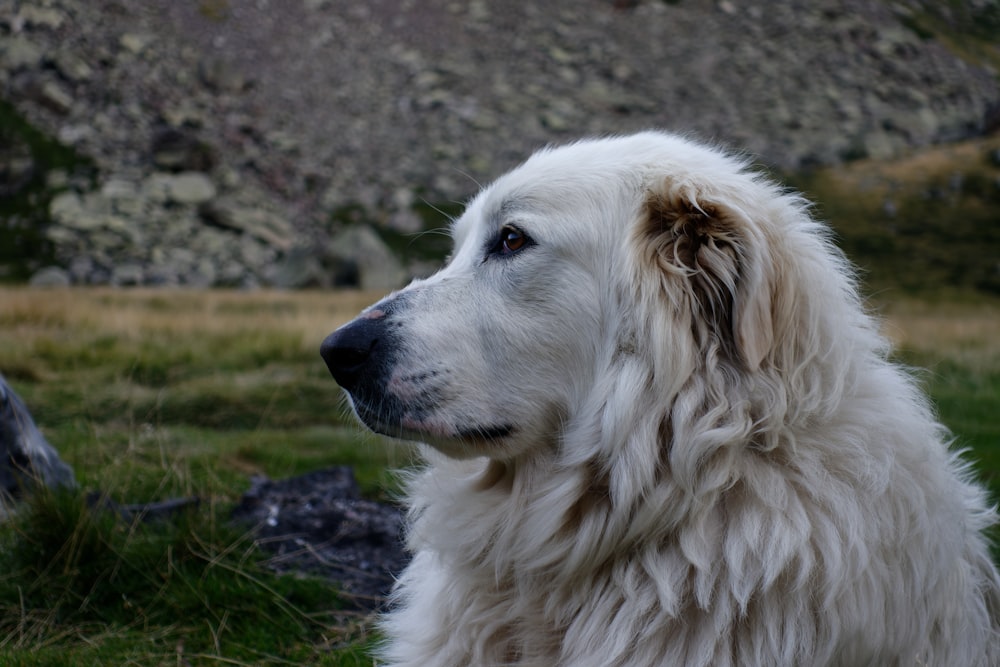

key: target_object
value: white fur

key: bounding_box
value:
[334,132,1000,666]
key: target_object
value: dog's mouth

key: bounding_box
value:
[455,424,515,443]
[349,395,514,446]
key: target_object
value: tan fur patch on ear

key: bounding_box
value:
[640,190,741,308]
[638,188,772,370]
[641,191,717,272]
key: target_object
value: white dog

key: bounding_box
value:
[321,132,1000,666]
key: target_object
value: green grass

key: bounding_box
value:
[0,288,402,665]
[904,355,1000,490]
[0,487,378,667]
[902,352,1000,558]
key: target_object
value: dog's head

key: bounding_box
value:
[321,132,850,463]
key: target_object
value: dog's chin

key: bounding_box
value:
[350,396,516,458]
[405,423,519,460]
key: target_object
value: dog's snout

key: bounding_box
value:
[320,316,384,391]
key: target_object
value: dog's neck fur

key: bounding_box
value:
[400,290,893,651]
[399,331,984,664]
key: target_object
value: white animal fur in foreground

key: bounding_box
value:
[321,131,1000,666]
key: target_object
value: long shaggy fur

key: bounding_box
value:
[322,131,1000,666]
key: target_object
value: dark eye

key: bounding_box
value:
[502,227,527,253]
[489,225,532,259]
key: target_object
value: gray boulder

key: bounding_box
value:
[28,266,71,287]
[199,196,294,251]
[0,35,43,70]
[326,225,406,291]
[0,375,75,508]
[160,172,217,205]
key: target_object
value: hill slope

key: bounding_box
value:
[1,0,998,289]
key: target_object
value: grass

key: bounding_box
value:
[0,287,412,665]
[878,298,1000,493]
[0,487,378,666]
[786,134,1000,297]
[0,285,997,664]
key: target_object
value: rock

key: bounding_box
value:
[0,374,76,509]
[140,173,175,204]
[198,197,294,251]
[28,266,71,287]
[51,51,94,83]
[49,191,118,231]
[171,259,211,288]
[49,191,85,225]
[67,256,96,283]
[100,177,139,199]
[16,6,66,30]
[270,245,326,288]
[326,225,407,291]
[119,33,152,55]
[45,169,69,190]
[150,128,216,172]
[265,130,299,153]
[0,35,43,70]
[198,57,248,93]
[37,81,74,115]
[110,263,145,286]
[56,123,92,146]
[160,102,206,130]
[161,172,217,205]
[231,466,407,610]
[540,108,571,132]
[4,0,1000,290]
[386,208,424,234]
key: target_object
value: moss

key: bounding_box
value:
[0,99,96,281]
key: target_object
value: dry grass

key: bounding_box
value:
[1,285,996,377]
[826,134,1000,193]
[3,285,995,362]
[878,298,1000,367]
[0,286,408,501]
[0,286,382,347]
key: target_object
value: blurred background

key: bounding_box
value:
[1,0,998,295]
[0,1,998,665]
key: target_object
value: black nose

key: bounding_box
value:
[320,316,384,391]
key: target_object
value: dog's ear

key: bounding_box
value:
[637,187,774,371]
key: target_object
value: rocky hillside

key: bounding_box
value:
[1,0,998,288]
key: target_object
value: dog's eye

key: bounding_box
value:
[502,227,527,253]
[485,224,534,261]
[489,225,532,258]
